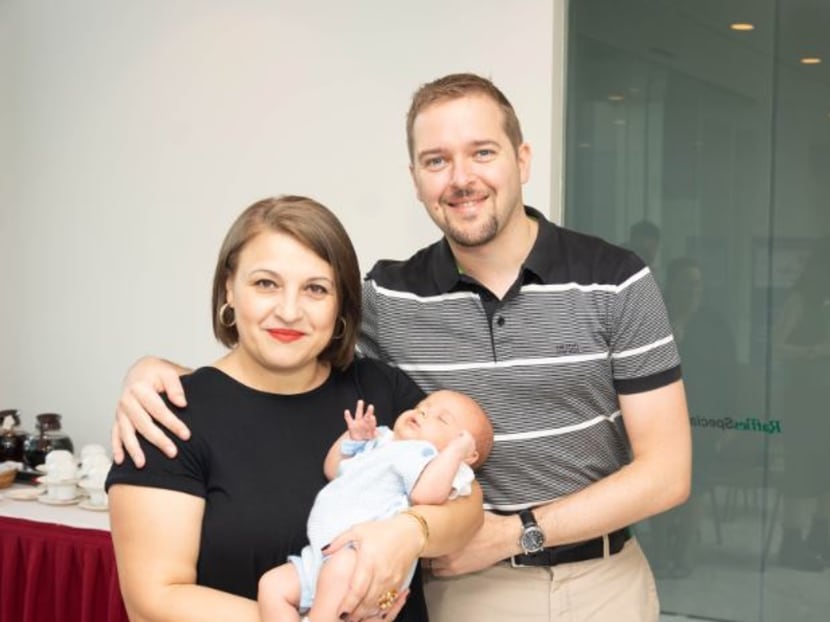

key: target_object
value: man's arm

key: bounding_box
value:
[534,379,691,542]
[430,380,691,575]
[112,356,192,467]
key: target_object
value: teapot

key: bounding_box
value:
[22,413,75,469]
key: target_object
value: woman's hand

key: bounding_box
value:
[323,514,422,621]
[353,589,408,622]
[112,356,192,466]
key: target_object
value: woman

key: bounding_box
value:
[106,196,483,621]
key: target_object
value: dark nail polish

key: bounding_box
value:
[339,613,349,620]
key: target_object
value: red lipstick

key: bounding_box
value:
[267,329,304,343]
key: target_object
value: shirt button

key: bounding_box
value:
[496,316,506,327]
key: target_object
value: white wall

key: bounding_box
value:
[0,1,559,450]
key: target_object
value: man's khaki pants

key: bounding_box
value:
[424,538,659,622]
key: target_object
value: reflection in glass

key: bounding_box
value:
[566,1,830,620]
[771,238,830,572]
[650,257,737,580]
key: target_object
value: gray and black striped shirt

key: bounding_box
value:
[358,207,681,511]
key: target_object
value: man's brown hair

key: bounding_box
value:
[406,73,524,162]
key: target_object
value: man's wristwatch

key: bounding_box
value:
[518,509,545,554]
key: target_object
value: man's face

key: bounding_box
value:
[409,95,530,248]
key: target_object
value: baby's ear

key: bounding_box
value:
[463,448,479,467]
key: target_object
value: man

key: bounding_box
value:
[114,73,690,621]
[623,220,662,281]
[624,219,661,268]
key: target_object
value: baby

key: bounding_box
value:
[258,389,493,622]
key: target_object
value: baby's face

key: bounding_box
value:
[393,391,477,450]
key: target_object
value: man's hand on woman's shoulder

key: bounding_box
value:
[112,356,192,467]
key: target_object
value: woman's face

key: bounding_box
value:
[225,230,339,379]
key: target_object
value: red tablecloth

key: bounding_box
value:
[0,515,128,622]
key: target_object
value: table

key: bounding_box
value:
[0,484,128,622]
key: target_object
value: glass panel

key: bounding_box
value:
[565,1,830,620]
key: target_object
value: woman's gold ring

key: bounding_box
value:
[377,589,398,610]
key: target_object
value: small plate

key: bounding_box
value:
[37,495,81,506]
[78,500,108,512]
[77,479,104,491]
[36,463,82,474]
[37,476,80,486]
[6,488,43,501]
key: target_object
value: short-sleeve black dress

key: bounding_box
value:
[106,357,428,620]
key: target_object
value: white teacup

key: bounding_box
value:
[45,449,75,467]
[46,480,78,501]
[80,452,111,478]
[80,443,107,461]
[87,487,108,507]
[43,450,78,481]
[81,460,112,507]
[40,449,79,499]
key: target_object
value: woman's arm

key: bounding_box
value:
[109,485,259,622]
[413,480,484,556]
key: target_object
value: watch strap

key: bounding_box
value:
[518,508,538,529]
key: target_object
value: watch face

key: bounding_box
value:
[521,526,545,553]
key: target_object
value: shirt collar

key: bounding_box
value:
[522,205,558,283]
[428,205,555,293]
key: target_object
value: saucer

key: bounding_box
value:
[78,479,105,491]
[6,488,43,501]
[36,476,79,485]
[34,464,74,475]
[37,495,81,506]
[78,500,108,512]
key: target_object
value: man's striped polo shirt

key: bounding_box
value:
[358,207,681,511]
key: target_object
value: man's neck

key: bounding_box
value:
[450,209,538,299]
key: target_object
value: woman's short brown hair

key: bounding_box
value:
[406,73,524,162]
[211,195,362,370]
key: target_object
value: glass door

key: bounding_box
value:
[565,1,830,620]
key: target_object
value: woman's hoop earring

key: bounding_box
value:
[219,303,236,328]
[333,317,347,339]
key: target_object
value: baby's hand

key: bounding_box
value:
[449,430,476,460]
[344,400,377,441]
